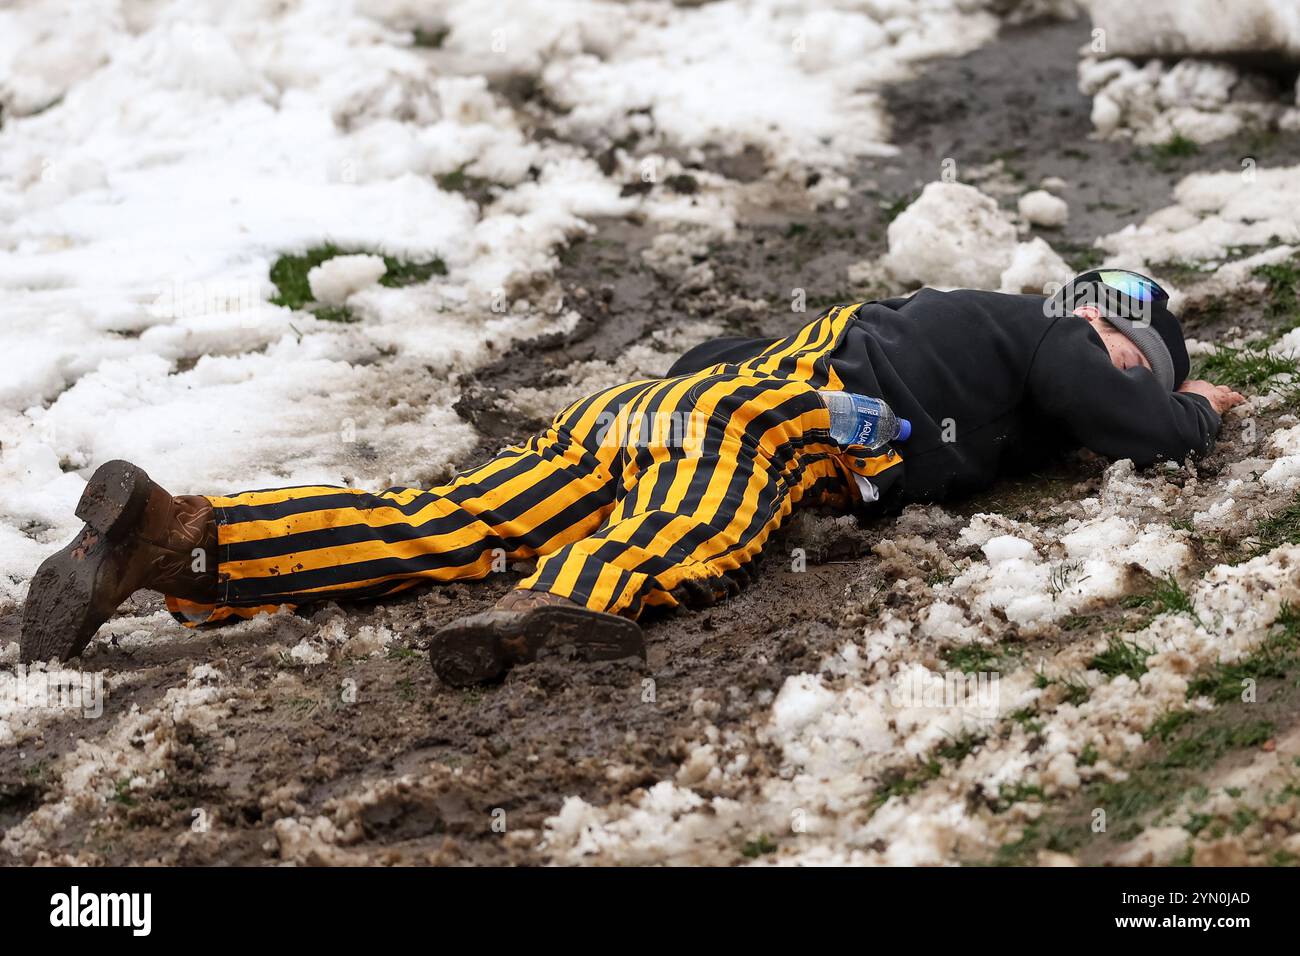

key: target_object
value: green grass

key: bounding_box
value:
[1253,255,1300,331]
[741,833,777,858]
[991,782,1046,814]
[1251,502,1300,555]
[989,711,1277,864]
[867,758,943,814]
[435,166,498,199]
[1078,719,1272,844]
[1108,575,1199,633]
[1192,344,1297,391]
[268,243,448,319]
[1057,674,1091,706]
[988,607,1300,864]
[1147,709,1196,742]
[942,643,1000,673]
[935,731,984,763]
[1161,721,1274,769]
[1148,133,1200,165]
[994,821,1045,865]
[1152,574,1197,618]
[112,778,137,807]
[1090,634,1152,680]
[1009,706,1044,735]
[1186,603,1300,703]
[1055,241,1106,274]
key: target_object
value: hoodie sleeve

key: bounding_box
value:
[1026,316,1220,466]
[666,336,778,377]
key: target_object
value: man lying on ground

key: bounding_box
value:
[20,270,1245,684]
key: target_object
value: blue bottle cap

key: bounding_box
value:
[897,418,912,442]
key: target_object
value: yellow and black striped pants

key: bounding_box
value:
[166,367,870,626]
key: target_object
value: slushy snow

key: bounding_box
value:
[308,254,387,306]
[1018,189,1068,227]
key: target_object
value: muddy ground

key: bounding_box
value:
[4,15,1300,866]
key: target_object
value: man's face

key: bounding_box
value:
[1074,305,1151,373]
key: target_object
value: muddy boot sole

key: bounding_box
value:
[20,461,155,663]
[75,459,153,540]
[429,604,646,687]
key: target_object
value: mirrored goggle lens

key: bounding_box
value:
[1098,270,1167,303]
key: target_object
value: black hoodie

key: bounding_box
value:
[666,289,1221,505]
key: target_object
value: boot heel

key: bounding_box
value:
[75,459,153,540]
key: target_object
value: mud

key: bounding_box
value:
[5,15,1300,866]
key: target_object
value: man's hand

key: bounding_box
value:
[1177,379,1247,415]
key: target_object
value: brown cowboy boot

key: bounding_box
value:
[428,589,645,687]
[20,459,217,663]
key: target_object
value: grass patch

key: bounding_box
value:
[741,833,777,858]
[1152,574,1197,618]
[1161,720,1273,768]
[1055,241,1106,274]
[1009,706,1044,735]
[1148,133,1200,166]
[435,165,499,202]
[268,243,448,319]
[1192,344,1297,391]
[1147,709,1196,742]
[1057,674,1091,706]
[1109,575,1199,633]
[943,643,1000,673]
[1073,719,1273,848]
[1090,634,1152,680]
[991,782,1046,814]
[1186,603,1300,703]
[1253,255,1300,331]
[1251,502,1300,555]
[935,731,984,763]
[868,757,945,814]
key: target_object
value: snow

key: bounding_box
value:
[308,254,387,306]
[526,0,1000,170]
[981,534,1038,564]
[1018,189,1068,227]
[541,396,1300,862]
[1097,164,1300,271]
[6,0,1300,867]
[0,0,637,604]
[0,0,1016,614]
[999,236,1071,294]
[2,665,240,862]
[1085,0,1300,63]
[886,181,1073,293]
[884,181,1020,289]
[1078,2,1300,143]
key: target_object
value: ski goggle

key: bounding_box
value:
[1096,270,1168,303]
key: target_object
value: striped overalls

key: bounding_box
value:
[167,304,903,626]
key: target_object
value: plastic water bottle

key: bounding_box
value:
[821,391,911,450]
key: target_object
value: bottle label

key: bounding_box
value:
[847,394,886,448]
